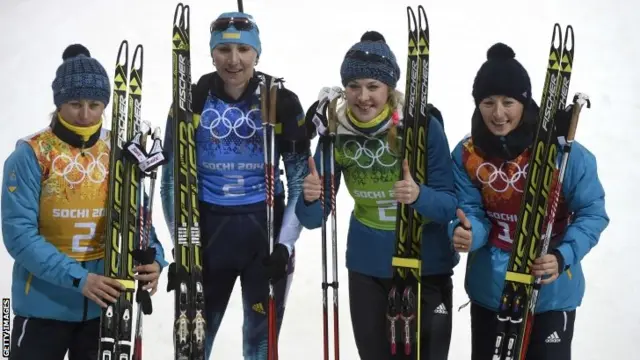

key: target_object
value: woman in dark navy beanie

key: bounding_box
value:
[1,44,167,360]
[448,43,609,359]
[297,31,458,359]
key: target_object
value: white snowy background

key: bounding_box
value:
[0,0,637,358]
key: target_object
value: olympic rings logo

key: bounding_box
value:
[475,161,528,193]
[342,138,398,169]
[201,107,262,140]
[51,152,109,185]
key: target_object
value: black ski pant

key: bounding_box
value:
[9,316,100,360]
[199,197,292,359]
[348,270,453,360]
[470,302,576,360]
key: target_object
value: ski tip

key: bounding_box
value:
[173,3,190,28]
[115,40,128,65]
[564,25,575,51]
[173,3,183,24]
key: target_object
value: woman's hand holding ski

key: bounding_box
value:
[393,159,421,205]
[83,273,126,308]
[532,254,560,284]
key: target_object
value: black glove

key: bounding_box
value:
[305,86,343,137]
[554,104,573,139]
[263,243,290,283]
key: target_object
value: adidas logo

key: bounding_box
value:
[252,302,265,315]
[545,331,561,343]
[433,303,448,315]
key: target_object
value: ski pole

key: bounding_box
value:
[261,76,279,360]
[320,95,341,360]
[520,92,591,358]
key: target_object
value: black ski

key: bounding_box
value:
[388,5,430,359]
[169,3,206,359]
[99,40,145,360]
[493,24,575,360]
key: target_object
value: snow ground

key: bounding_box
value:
[0,0,637,358]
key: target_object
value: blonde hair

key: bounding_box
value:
[386,88,404,155]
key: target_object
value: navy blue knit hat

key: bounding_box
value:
[52,44,111,108]
[472,43,532,107]
[340,31,401,88]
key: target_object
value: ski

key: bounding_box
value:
[493,24,575,360]
[388,5,430,359]
[170,3,206,359]
[99,40,145,360]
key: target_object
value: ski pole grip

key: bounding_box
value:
[260,80,270,125]
[567,105,581,142]
[328,97,339,134]
[567,93,591,141]
[269,83,277,126]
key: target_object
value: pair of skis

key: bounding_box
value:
[493,24,591,360]
[100,40,167,360]
[387,5,430,359]
[168,3,282,359]
[169,3,206,360]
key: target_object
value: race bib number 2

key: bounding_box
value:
[72,222,97,252]
[376,199,396,222]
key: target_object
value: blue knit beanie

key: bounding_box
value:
[340,31,401,88]
[209,12,261,57]
[51,44,110,108]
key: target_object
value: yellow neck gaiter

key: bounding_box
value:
[57,113,102,142]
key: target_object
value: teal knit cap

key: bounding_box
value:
[209,12,261,57]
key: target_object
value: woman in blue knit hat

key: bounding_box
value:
[160,11,312,359]
[1,44,167,360]
[448,43,609,359]
[296,31,458,359]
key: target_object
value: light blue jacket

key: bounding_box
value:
[447,137,609,313]
[1,140,167,323]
